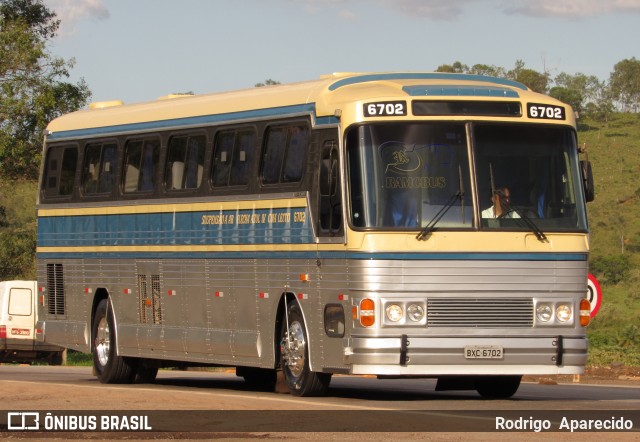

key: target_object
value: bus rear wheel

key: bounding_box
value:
[92,299,135,384]
[279,302,331,396]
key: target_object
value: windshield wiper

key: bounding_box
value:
[416,190,464,241]
[503,206,548,242]
[417,166,465,241]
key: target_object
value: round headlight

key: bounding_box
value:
[536,304,552,322]
[556,304,572,322]
[407,304,425,322]
[385,304,404,322]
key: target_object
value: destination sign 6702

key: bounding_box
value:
[364,101,407,117]
[527,103,566,120]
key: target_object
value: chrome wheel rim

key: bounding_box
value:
[95,316,110,367]
[283,320,306,378]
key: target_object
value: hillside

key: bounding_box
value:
[0,114,639,366]
[577,113,640,365]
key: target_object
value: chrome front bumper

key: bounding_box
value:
[344,335,587,375]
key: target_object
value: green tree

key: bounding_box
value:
[507,60,549,94]
[0,225,35,279]
[435,61,468,73]
[435,60,549,93]
[553,72,612,119]
[255,79,281,87]
[468,63,506,78]
[549,86,583,114]
[0,0,90,179]
[609,57,640,112]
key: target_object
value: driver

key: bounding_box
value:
[482,187,520,219]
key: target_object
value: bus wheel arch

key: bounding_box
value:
[277,294,331,396]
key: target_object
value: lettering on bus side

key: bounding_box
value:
[200,210,307,226]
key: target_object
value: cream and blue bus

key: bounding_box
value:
[35,72,594,398]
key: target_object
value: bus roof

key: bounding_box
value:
[45,72,572,140]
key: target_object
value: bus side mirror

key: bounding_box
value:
[580,160,595,202]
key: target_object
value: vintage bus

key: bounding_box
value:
[36,72,594,398]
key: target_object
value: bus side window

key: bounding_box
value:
[283,126,309,182]
[82,144,101,194]
[165,135,205,190]
[42,145,78,199]
[184,136,205,189]
[319,141,343,235]
[262,128,287,184]
[123,139,160,193]
[212,128,256,188]
[59,148,78,196]
[261,123,309,185]
[230,129,256,186]
[140,141,159,191]
[212,131,235,187]
[99,144,117,193]
[124,140,142,192]
[82,143,116,195]
[166,137,187,190]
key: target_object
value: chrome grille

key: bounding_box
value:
[427,298,533,328]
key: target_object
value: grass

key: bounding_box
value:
[65,350,94,366]
[578,113,640,365]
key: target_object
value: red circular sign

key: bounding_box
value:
[587,273,602,318]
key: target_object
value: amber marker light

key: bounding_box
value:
[359,298,375,327]
[580,299,591,327]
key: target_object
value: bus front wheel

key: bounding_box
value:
[475,375,522,399]
[279,302,331,396]
[92,299,135,384]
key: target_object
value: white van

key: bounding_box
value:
[0,280,64,364]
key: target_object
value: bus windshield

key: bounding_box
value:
[346,122,588,232]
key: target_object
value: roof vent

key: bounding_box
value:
[157,93,194,101]
[89,100,124,109]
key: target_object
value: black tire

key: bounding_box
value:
[134,360,159,383]
[475,375,522,399]
[49,351,64,366]
[92,299,135,384]
[237,366,277,391]
[279,301,331,396]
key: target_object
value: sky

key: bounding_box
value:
[42,0,640,105]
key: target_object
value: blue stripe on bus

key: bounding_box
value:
[46,104,338,140]
[402,85,520,98]
[36,251,588,262]
[328,73,529,92]
[37,207,314,247]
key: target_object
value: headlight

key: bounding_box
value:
[385,304,404,322]
[536,304,552,322]
[556,304,572,322]
[407,303,425,322]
